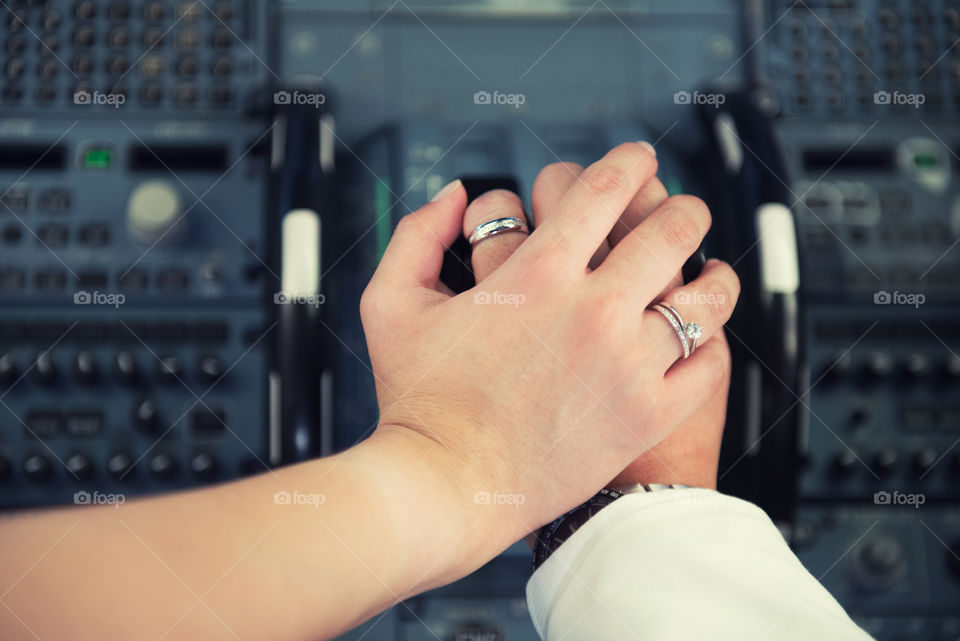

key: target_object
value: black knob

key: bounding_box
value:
[133,398,159,432]
[143,1,165,21]
[914,447,939,474]
[73,350,100,384]
[65,453,94,480]
[191,452,218,480]
[903,353,931,379]
[0,352,17,386]
[149,453,177,479]
[947,541,960,582]
[23,454,52,482]
[874,446,899,475]
[832,449,860,476]
[75,0,96,20]
[109,2,131,21]
[196,355,224,384]
[107,452,133,480]
[33,351,58,385]
[849,406,871,428]
[156,355,182,384]
[42,10,62,31]
[864,351,894,379]
[945,355,960,379]
[114,350,140,384]
[859,536,903,576]
[824,351,854,380]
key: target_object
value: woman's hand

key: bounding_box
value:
[457,158,733,494]
[360,142,740,584]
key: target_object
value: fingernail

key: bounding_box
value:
[430,179,462,202]
[637,141,656,157]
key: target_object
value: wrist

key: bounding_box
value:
[355,425,529,592]
[609,450,718,490]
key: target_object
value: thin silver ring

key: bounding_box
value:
[468,217,528,247]
[651,304,690,359]
[662,303,702,356]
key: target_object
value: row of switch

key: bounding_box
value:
[6,52,235,78]
[804,223,956,248]
[2,222,109,246]
[23,402,225,436]
[1,450,222,483]
[830,446,960,477]
[794,91,960,112]
[0,186,70,212]
[0,266,194,292]
[0,351,227,387]
[2,82,234,105]
[6,26,235,51]
[0,319,230,342]
[822,352,960,381]
[5,2,235,26]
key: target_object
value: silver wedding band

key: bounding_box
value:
[651,303,703,359]
[468,217,528,247]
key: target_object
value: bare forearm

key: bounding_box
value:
[0,430,507,641]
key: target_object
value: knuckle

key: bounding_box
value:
[576,292,630,346]
[724,265,742,300]
[664,194,711,232]
[468,189,523,220]
[358,284,380,323]
[579,163,628,198]
[537,161,583,185]
[661,208,704,250]
[702,279,734,322]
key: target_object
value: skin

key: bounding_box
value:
[0,143,738,641]
[464,160,731,492]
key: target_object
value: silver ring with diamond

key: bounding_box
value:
[662,304,702,356]
[651,304,690,359]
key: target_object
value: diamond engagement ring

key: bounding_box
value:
[651,303,702,359]
[663,304,702,355]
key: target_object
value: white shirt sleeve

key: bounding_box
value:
[525,488,874,641]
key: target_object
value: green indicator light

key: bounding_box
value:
[84,148,112,169]
[914,153,938,168]
[374,181,393,260]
